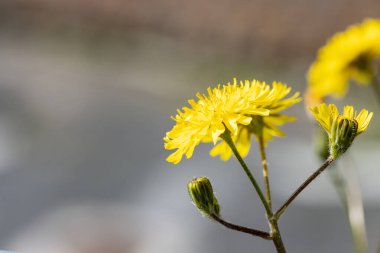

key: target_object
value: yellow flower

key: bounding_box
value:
[307,18,380,103]
[164,78,272,164]
[309,104,373,158]
[210,81,301,161]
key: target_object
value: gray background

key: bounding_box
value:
[0,1,379,252]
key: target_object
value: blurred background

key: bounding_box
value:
[0,0,379,252]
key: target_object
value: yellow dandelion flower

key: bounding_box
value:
[210,81,301,161]
[307,18,380,103]
[309,104,373,158]
[164,78,272,164]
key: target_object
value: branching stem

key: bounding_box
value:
[221,132,272,217]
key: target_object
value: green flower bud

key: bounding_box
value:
[187,177,220,218]
[329,116,358,159]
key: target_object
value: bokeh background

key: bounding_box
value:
[0,1,379,252]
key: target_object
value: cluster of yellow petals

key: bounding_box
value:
[210,83,301,160]
[309,104,373,137]
[306,18,380,104]
[164,79,301,164]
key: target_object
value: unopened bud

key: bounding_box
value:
[187,177,220,218]
[329,116,358,159]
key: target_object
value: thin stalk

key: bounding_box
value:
[271,221,286,253]
[332,156,368,253]
[258,134,272,210]
[210,214,272,240]
[275,157,334,219]
[221,132,272,216]
[222,131,287,253]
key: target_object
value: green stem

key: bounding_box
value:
[258,134,272,210]
[275,157,334,219]
[329,156,368,253]
[221,132,272,216]
[221,131,287,253]
[271,220,287,253]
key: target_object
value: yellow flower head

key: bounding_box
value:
[164,78,300,164]
[210,81,301,161]
[164,78,270,164]
[307,18,380,103]
[309,104,373,158]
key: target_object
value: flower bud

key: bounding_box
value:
[329,116,358,159]
[187,177,220,218]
